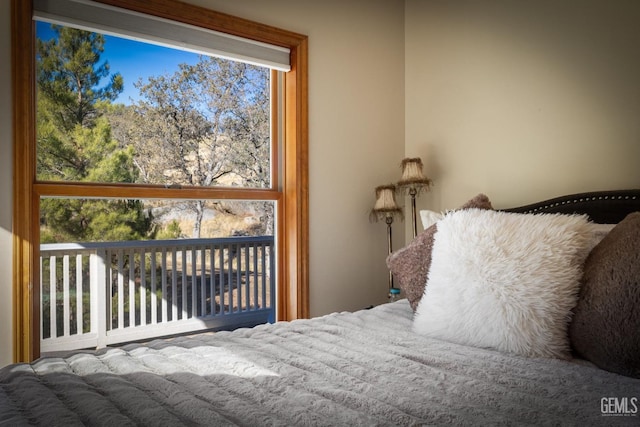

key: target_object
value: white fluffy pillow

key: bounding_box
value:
[413,209,594,359]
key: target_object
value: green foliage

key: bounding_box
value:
[157,220,183,240]
[40,198,155,243]
[37,24,152,243]
[37,25,123,130]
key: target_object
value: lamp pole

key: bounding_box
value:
[370,184,402,299]
[409,187,418,238]
[386,215,394,290]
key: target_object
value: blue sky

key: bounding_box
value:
[36,21,201,105]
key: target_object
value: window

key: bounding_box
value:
[12,0,308,362]
[34,20,276,190]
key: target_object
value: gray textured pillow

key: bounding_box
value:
[569,212,640,378]
[386,194,493,311]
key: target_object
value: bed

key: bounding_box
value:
[1,189,639,426]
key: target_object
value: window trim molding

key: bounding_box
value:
[11,0,309,362]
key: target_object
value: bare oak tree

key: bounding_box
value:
[112,56,270,237]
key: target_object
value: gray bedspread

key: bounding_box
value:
[1,300,638,426]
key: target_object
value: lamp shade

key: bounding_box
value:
[370,184,403,221]
[397,157,432,193]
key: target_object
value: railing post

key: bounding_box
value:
[62,255,70,338]
[269,239,276,323]
[49,255,56,339]
[76,254,83,335]
[93,249,108,349]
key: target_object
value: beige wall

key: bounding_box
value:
[0,0,14,367]
[405,0,640,217]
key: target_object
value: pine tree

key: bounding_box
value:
[37,25,154,243]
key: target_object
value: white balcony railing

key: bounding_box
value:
[39,236,275,354]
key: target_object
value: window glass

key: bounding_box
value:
[40,197,275,243]
[35,21,271,189]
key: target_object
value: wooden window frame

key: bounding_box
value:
[12,0,309,362]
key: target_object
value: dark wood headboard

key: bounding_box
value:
[502,189,640,224]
